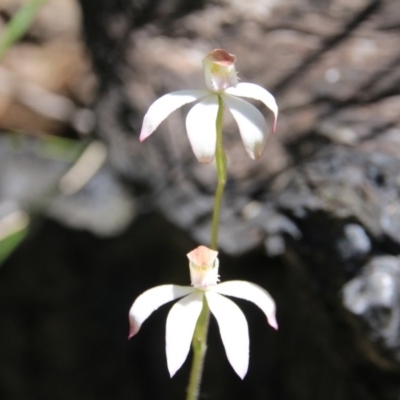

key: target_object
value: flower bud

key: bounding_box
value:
[203,49,238,92]
[187,246,220,288]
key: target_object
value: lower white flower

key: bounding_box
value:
[129,246,277,379]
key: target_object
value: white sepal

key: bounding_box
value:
[140,90,208,142]
[206,291,249,379]
[214,281,278,330]
[129,285,193,338]
[222,94,268,160]
[166,292,203,377]
[224,82,278,133]
[185,94,219,163]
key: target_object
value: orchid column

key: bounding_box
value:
[130,49,278,400]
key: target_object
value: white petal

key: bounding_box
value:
[225,82,278,133]
[166,292,204,377]
[129,285,193,338]
[140,90,208,141]
[185,94,219,163]
[222,94,268,160]
[214,281,278,330]
[206,291,249,379]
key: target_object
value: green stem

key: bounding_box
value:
[186,95,227,400]
[210,96,227,250]
[0,0,47,61]
[186,297,210,400]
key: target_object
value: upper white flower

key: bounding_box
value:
[129,245,277,379]
[139,49,278,163]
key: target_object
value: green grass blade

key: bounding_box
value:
[0,212,29,266]
[0,0,47,60]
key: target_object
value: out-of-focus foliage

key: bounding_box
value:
[0,0,46,263]
[0,0,46,60]
[0,132,86,265]
[0,217,28,266]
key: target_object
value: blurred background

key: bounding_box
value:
[1,0,400,399]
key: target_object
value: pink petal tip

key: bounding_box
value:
[269,316,278,330]
[139,132,148,143]
[128,319,139,339]
[272,119,277,134]
[128,329,136,339]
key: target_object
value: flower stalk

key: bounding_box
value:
[186,96,226,400]
[186,296,210,400]
[211,96,227,251]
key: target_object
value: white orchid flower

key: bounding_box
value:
[139,49,278,163]
[129,246,277,379]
